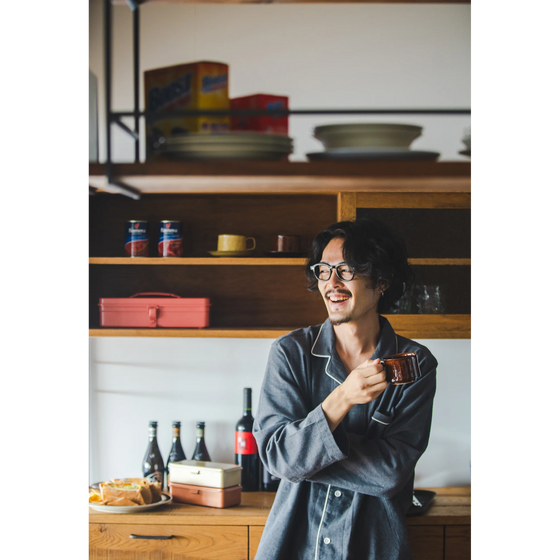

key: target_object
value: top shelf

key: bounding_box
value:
[89,161,470,195]
[113,1,471,5]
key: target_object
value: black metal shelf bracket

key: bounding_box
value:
[100,0,471,200]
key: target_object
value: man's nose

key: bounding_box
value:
[326,272,345,289]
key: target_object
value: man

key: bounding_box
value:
[253,218,437,560]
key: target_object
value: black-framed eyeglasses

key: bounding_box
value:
[309,262,356,282]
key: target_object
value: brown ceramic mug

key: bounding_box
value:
[380,352,421,385]
[274,234,300,253]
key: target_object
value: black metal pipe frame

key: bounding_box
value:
[103,0,141,200]
[133,6,140,162]
[103,0,470,200]
[114,109,470,123]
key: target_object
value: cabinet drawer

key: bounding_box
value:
[89,523,248,560]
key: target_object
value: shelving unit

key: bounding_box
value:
[89,161,470,339]
[91,1,471,340]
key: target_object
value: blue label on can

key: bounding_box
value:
[158,221,183,257]
[125,221,149,257]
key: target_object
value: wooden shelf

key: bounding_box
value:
[113,1,471,5]
[89,257,306,265]
[89,257,471,265]
[89,167,470,339]
[89,315,470,339]
[89,161,470,195]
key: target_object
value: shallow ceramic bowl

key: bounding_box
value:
[313,123,423,149]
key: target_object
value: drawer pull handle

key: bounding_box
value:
[129,534,174,540]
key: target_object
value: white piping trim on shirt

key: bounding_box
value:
[371,417,389,425]
[311,323,341,385]
[314,484,331,560]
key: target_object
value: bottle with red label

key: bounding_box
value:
[234,388,260,491]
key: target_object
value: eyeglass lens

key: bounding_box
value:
[314,264,354,281]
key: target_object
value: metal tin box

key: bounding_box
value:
[168,460,242,489]
[169,482,242,508]
[99,293,210,328]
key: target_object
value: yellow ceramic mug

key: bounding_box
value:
[217,234,256,252]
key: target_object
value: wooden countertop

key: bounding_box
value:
[89,486,470,526]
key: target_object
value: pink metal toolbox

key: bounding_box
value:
[99,293,210,328]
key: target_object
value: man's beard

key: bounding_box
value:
[329,314,351,326]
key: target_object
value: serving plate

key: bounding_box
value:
[161,149,290,161]
[306,148,440,161]
[89,493,172,514]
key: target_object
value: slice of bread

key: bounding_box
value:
[100,481,151,505]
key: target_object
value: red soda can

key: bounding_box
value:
[125,220,149,257]
[158,220,183,257]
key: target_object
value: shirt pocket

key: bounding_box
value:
[366,410,393,439]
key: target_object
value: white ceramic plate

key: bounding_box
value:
[89,493,172,514]
[164,132,292,146]
[162,149,290,161]
[306,148,439,161]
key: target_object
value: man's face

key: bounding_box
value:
[318,237,381,326]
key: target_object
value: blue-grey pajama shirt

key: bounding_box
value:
[253,316,437,560]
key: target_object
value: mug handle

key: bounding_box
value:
[246,237,256,251]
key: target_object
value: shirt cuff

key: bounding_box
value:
[312,403,349,462]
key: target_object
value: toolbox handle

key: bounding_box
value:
[130,292,181,299]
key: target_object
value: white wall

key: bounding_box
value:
[89,2,471,488]
[89,336,470,487]
[89,1,471,162]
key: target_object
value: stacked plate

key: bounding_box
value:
[307,123,439,161]
[156,132,293,161]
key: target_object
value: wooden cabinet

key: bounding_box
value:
[90,524,248,559]
[89,488,470,560]
[89,160,470,339]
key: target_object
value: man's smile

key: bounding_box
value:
[325,290,352,305]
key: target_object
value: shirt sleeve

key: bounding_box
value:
[254,339,349,483]
[307,354,437,498]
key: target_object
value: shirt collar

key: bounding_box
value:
[311,316,398,384]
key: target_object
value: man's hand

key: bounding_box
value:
[339,358,388,406]
[321,358,388,432]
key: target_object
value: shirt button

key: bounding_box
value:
[334,490,342,497]
[324,537,331,544]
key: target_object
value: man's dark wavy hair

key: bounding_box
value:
[305,218,414,314]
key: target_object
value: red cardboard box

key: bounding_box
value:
[230,94,289,134]
[99,293,210,328]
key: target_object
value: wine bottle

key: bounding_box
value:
[166,421,187,490]
[142,421,165,488]
[262,465,280,492]
[235,388,260,492]
[191,421,211,461]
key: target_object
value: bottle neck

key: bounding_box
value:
[196,427,205,440]
[243,389,252,415]
[172,427,181,441]
[148,426,158,440]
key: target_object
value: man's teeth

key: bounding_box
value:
[329,295,350,302]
